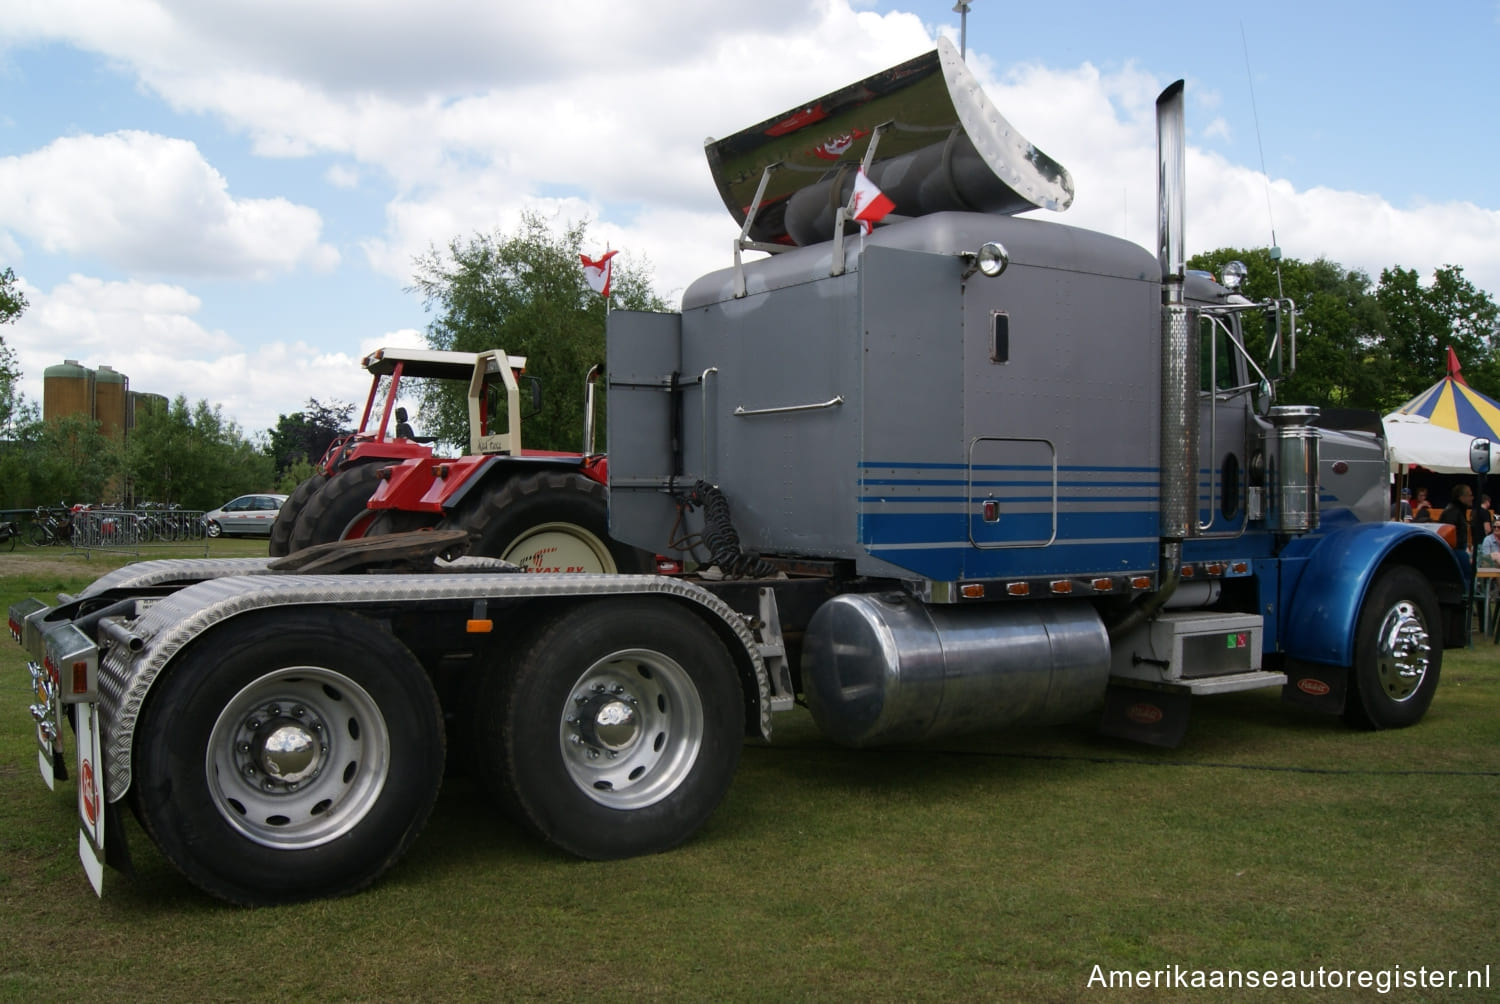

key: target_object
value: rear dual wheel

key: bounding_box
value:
[131,609,445,905]
[472,598,743,859]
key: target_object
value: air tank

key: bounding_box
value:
[800,593,1111,747]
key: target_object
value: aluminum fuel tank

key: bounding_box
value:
[801,593,1110,747]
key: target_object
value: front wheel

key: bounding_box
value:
[269,473,325,557]
[204,520,223,538]
[287,463,385,554]
[473,598,743,859]
[131,609,446,905]
[1344,566,1442,729]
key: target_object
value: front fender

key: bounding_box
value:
[1280,522,1464,666]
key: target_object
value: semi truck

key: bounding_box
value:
[11,39,1464,906]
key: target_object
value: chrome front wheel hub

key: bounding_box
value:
[1376,600,1432,703]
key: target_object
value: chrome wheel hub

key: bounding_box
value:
[207,667,390,849]
[1376,600,1432,703]
[559,649,704,809]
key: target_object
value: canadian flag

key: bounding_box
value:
[580,249,618,298]
[850,168,894,233]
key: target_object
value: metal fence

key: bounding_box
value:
[22,507,211,557]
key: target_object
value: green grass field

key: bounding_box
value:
[1,543,1496,1001]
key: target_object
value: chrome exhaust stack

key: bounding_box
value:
[1109,79,1193,641]
[1156,79,1196,545]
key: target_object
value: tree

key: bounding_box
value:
[266,398,355,474]
[409,212,668,450]
[124,395,274,509]
[1188,248,1391,411]
[0,266,29,433]
[1376,265,1500,407]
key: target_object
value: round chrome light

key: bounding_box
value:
[977,241,1009,278]
[1221,259,1248,291]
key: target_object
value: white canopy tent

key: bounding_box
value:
[1382,413,1497,474]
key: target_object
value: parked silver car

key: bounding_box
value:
[203,494,290,538]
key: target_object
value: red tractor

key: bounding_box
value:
[273,346,652,573]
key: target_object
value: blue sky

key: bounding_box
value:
[2,0,1497,438]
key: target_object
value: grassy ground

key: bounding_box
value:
[0,543,1496,1002]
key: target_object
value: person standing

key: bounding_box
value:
[1440,484,1477,583]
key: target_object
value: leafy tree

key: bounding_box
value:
[275,457,320,494]
[409,211,668,450]
[124,395,274,509]
[1189,248,1394,412]
[19,413,121,506]
[1376,265,1500,406]
[0,266,29,433]
[267,398,355,474]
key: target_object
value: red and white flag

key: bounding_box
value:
[580,249,618,298]
[850,168,894,233]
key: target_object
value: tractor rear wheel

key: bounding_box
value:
[439,470,652,573]
[287,463,385,554]
[269,473,325,557]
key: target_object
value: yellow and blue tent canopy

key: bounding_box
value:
[1387,348,1500,442]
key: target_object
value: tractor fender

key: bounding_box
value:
[432,454,585,512]
[1279,521,1465,666]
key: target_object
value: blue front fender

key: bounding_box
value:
[1280,522,1465,666]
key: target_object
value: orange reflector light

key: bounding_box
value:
[466,620,493,634]
[1232,561,1249,574]
[1006,582,1030,597]
[1206,563,1224,576]
[72,661,89,695]
[1050,580,1073,594]
[1131,576,1152,590]
[432,464,450,478]
[961,583,986,599]
[1091,578,1114,592]
[1181,565,1196,578]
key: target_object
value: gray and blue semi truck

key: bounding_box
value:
[11,39,1465,905]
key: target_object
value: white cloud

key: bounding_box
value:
[0,132,339,278]
[7,274,399,434]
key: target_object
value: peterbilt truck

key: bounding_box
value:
[10,39,1463,906]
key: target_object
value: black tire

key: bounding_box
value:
[287,463,385,553]
[27,522,50,547]
[473,598,743,859]
[204,519,223,538]
[440,470,653,572]
[131,609,445,905]
[269,473,325,557]
[1343,566,1443,730]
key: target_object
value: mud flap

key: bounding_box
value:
[77,703,106,897]
[1280,661,1348,715]
[1098,685,1192,748]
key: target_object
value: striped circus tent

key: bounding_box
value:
[1386,347,1500,443]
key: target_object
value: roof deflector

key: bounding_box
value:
[704,37,1074,248]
